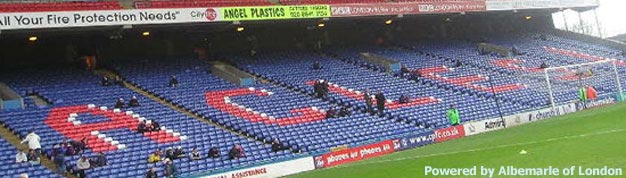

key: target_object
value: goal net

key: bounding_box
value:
[518,59,623,107]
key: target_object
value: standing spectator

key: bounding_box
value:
[169,75,179,87]
[53,149,65,174]
[146,167,158,178]
[20,131,41,156]
[447,105,461,126]
[271,139,285,152]
[129,96,140,107]
[363,89,374,115]
[76,156,90,178]
[229,144,245,159]
[208,147,220,158]
[15,150,28,163]
[375,92,386,116]
[90,152,107,167]
[189,148,202,160]
[114,98,125,109]
[164,159,178,178]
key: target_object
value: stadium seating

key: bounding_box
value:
[0,1,122,12]
[0,67,294,177]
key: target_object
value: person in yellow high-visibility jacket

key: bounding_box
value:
[447,105,460,126]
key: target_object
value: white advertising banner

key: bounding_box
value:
[201,156,315,178]
[505,103,577,128]
[0,8,221,30]
[486,0,599,11]
[463,117,506,136]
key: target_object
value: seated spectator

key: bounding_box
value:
[114,98,125,109]
[312,61,321,70]
[540,62,549,69]
[138,120,147,133]
[76,156,90,178]
[208,147,220,158]
[16,150,28,163]
[147,149,161,163]
[338,106,351,117]
[129,96,140,107]
[229,144,245,159]
[173,146,186,159]
[165,147,176,160]
[65,145,76,156]
[101,77,110,86]
[325,108,338,119]
[271,139,285,152]
[146,167,158,178]
[90,152,107,167]
[455,60,462,67]
[152,120,161,131]
[399,95,410,104]
[114,76,123,86]
[169,75,179,87]
[53,149,65,174]
[400,65,410,77]
[27,149,39,163]
[50,144,63,157]
[164,159,178,178]
[74,137,88,154]
[19,173,28,178]
[189,148,202,160]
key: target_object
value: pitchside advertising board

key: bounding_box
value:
[0,5,330,30]
[485,0,599,11]
[578,94,617,110]
[330,1,486,17]
[201,157,314,178]
[505,103,577,128]
[314,140,395,169]
[463,117,506,136]
[394,131,435,151]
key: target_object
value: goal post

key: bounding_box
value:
[542,59,624,108]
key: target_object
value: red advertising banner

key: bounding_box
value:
[314,140,395,169]
[331,1,486,17]
[434,125,465,143]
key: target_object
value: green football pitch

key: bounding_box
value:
[288,103,626,178]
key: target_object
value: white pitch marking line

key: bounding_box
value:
[326,128,626,170]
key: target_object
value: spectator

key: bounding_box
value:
[138,120,147,133]
[325,107,338,119]
[320,80,329,99]
[164,159,178,178]
[454,60,463,68]
[412,70,423,81]
[27,149,39,164]
[148,149,162,163]
[338,106,351,117]
[169,75,179,87]
[114,98,125,109]
[271,139,285,152]
[53,148,65,174]
[189,148,202,160]
[65,144,76,156]
[375,92,386,116]
[146,167,158,178]
[447,105,461,126]
[101,77,110,86]
[165,147,176,160]
[90,152,108,167]
[400,65,410,78]
[15,150,28,163]
[208,147,220,158]
[152,120,161,131]
[399,95,410,104]
[173,146,186,159]
[19,173,28,178]
[129,96,140,107]
[51,144,63,157]
[75,137,88,154]
[76,156,90,178]
[114,76,123,86]
[363,89,374,115]
[20,131,41,156]
[229,144,245,159]
[312,61,321,70]
[540,62,549,69]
